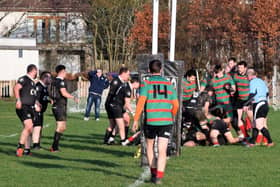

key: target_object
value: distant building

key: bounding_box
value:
[0,38,39,80]
[0,0,92,73]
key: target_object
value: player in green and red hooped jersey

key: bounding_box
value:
[182,69,197,102]
[210,64,236,125]
[234,61,253,140]
[132,60,179,184]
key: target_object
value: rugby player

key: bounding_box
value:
[132,60,179,184]
[32,71,52,149]
[103,67,131,145]
[50,65,79,152]
[246,68,274,147]
[14,64,39,157]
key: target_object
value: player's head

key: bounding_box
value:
[55,65,66,77]
[40,71,52,85]
[213,64,224,78]
[119,67,130,81]
[237,61,247,75]
[149,59,162,74]
[246,68,257,80]
[185,69,196,82]
[130,78,140,89]
[27,64,38,79]
[228,57,237,69]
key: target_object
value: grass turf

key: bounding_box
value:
[0,99,279,187]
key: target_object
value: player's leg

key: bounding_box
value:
[115,118,126,144]
[51,121,66,151]
[224,131,240,144]
[32,112,43,149]
[210,129,220,146]
[237,108,247,138]
[123,112,130,139]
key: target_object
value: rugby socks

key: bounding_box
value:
[104,129,112,144]
[260,128,273,144]
[239,125,249,138]
[150,168,157,178]
[125,126,129,139]
[52,131,62,150]
[245,117,252,130]
[156,171,164,179]
[250,128,259,144]
[256,133,263,144]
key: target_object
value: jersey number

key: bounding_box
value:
[153,85,167,98]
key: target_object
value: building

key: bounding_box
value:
[0,0,92,73]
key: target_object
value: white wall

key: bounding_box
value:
[0,49,39,80]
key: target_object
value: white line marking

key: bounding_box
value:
[0,123,50,138]
[128,166,150,187]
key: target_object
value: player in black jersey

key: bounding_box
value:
[14,64,39,157]
[50,65,79,152]
[103,67,131,145]
[32,71,52,149]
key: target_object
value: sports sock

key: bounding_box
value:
[103,129,112,143]
[255,134,263,144]
[261,128,273,144]
[250,128,259,144]
[262,137,268,144]
[125,126,129,139]
[156,171,164,179]
[150,168,157,177]
[52,131,62,150]
[239,125,249,137]
[245,116,252,130]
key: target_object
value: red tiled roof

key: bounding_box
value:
[0,0,91,12]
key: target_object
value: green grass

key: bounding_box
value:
[0,99,280,187]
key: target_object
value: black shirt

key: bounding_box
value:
[105,77,131,107]
[36,81,49,112]
[17,75,37,105]
[51,77,67,105]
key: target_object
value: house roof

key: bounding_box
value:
[0,0,91,12]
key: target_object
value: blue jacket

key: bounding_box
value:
[88,70,109,95]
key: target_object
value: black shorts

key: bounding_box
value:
[33,111,44,127]
[236,99,248,109]
[253,101,269,120]
[144,124,173,139]
[52,104,67,121]
[16,105,35,123]
[211,120,230,134]
[105,103,124,119]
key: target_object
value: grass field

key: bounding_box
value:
[0,99,280,187]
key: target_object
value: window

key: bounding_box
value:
[18,49,23,58]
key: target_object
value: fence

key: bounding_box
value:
[0,80,16,97]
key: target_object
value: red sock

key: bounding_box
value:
[245,117,252,130]
[150,168,157,176]
[263,137,268,144]
[256,134,263,144]
[239,125,249,137]
[213,142,219,145]
[128,136,134,142]
[156,171,164,179]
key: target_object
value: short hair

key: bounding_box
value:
[119,67,129,75]
[27,64,37,73]
[213,64,223,74]
[237,61,247,67]
[55,65,66,74]
[130,78,139,84]
[185,69,196,78]
[228,57,236,63]
[149,59,162,73]
[40,71,51,80]
[247,68,257,76]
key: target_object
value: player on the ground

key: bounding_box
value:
[246,68,274,147]
[50,65,79,152]
[14,64,39,157]
[132,60,179,184]
[32,71,52,149]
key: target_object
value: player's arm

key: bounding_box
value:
[124,97,134,115]
[60,88,78,103]
[14,83,22,109]
[132,96,147,132]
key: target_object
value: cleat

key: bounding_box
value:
[32,145,42,150]
[50,147,60,152]
[266,142,274,147]
[122,139,130,146]
[213,144,220,147]
[107,137,115,145]
[23,150,32,156]
[16,148,24,157]
[95,118,100,121]
[246,143,255,148]
[153,178,162,185]
[84,117,89,121]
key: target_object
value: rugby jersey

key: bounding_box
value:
[233,73,249,100]
[140,75,177,126]
[210,74,235,104]
[182,78,196,101]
